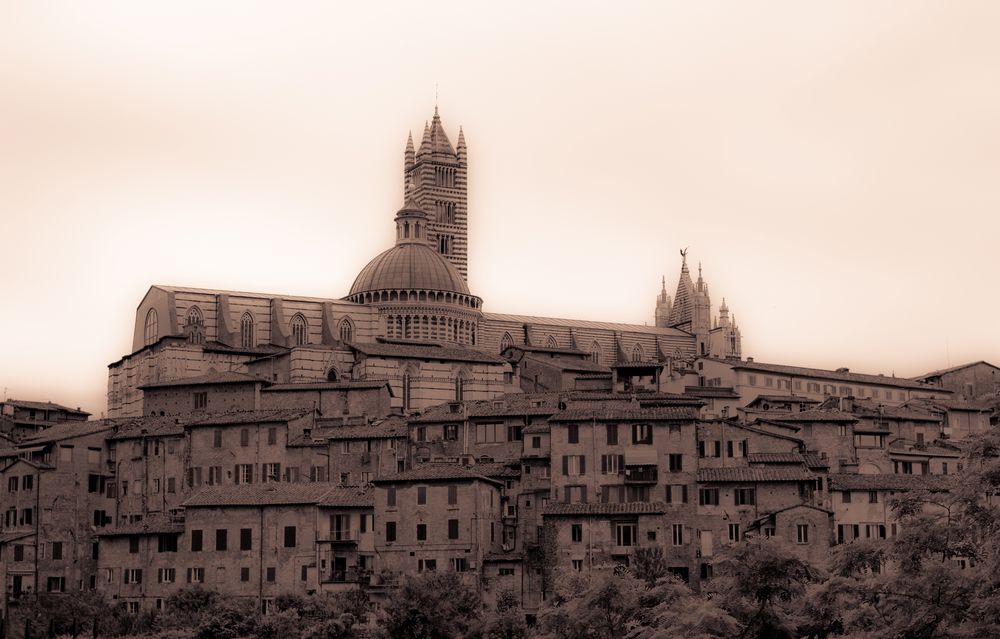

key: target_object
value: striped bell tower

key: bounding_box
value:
[404,107,469,282]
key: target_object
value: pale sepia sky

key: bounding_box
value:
[1,2,998,416]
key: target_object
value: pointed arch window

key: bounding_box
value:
[186,306,203,327]
[500,332,514,354]
[339,318,354,343]
[143,309,158,346]
[590,341,602,364]
[546,335,558,348]
[240,313,255,349]
[186,306,205,345]
[402,372,412,412]
[631,343,644,362]
[290,314,307,346]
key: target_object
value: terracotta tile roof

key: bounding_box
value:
[523,423,550,434]
[506,345,591,357]
[612,361,665,369]
[847,400,942,422]
[350,341,505,365]
[707,358,948,391]
[371,463,502,485]
[317,486,374,508]
[473,461,522,479]
[97,513,185,536]
[761,409,858,423]
[801,453,830,469]
[2,400,90,415]
[550,406,701,422]
[309,417,408,441]
[483,312,691,337]
[263,380,392,392]
[828,473,954,492]
[18,420,115,446]
[201,341,289,357]
[186,409,308,426]
[696,467,815,482]
[183,482,337,507]
[542,501,669,516]
[684,386,741,399]
[904,397,992,412]
[746,452,808,464]
[0,532,33,544]
[747,395,821,406]
[410,394,562,423]
[107,416,186,440]
[523,354,610,374]
[483,552,523,562]
[914,361,1000,380]
[138,371,268,390]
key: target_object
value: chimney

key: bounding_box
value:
[746,357,754,363]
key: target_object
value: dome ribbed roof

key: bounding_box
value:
[350,243,470,296]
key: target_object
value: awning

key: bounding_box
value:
[624,448,658,466]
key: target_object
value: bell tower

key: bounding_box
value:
[404,107,469,281]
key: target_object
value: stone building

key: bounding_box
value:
[0,400,90,441]
[106,107,742,419]
[914,361,1000,399]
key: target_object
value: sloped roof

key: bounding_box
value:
[542,501,669,516]
[708,358,948,391]
[550,406,701,422]
[828,473,954,491]
[915,361,1000,380]
[523,353,610,374]
[747,395,821,406]
[473,461,522,479]
[410,393,562,423]
[97,513,185,536]
[747,452,808,464]
[2,400,90,415]
[107,416,186,440]
[183,483,337,507]
[186,409,309,426]
[696,467,814,483]
[306,417,407,441]
[263,380,392,392]
[371,463,501,485]
[350,340,504,365]
[761,409,858,423]
[482,312,691,337]
[317,486,374,508]
[18,420,115,446]
[684,386,741,399]
[138,371,268,390]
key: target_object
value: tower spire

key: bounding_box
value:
[404,131,415,174]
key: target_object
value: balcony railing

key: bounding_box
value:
[322,568,372,585]
[623,466,658,484]
[320,531,358,544]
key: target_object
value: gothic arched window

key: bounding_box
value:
[143,309,158,346]
[240,313,255,349]
[631,343,644,362]
[500,332,514,354]
[186,306,203,326]
[290,314,307,346]
[339,318,353,343]
[590,341,602,364]
[546,335,558,348]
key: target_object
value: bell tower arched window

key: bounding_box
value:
[143,309,158,346]
[240,313,255,349]
[290,314,307,346]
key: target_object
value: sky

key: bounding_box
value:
[1,2,998,417]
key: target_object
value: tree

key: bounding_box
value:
[537,570,644,639]
[628,576,739,639]
[630,547,669,587]
[378,571,483,639]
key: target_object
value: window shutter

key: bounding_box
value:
[563,486,571,503]
[580,486,587,503]
[681,485,688,504]
[664,485,672,503]
[562,456,569,476]
[601,456,607,473]
[579,456,586,474]
[618,454,624,471]
[727,441,733,457]
[714,441,721,457]
[698,441,705,457]
[234,465,239,483]
[742,440,748,456]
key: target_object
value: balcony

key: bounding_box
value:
[320,531,359,545]
[623,466,658,484]
[321,567,371,585]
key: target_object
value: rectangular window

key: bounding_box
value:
[194,392,208,410]
[448,519,459,540]
[606,424,618,445]
[187,567,204,584]
[666,484,688,504]
[385,522,397,542]
[615,522,637,547]
[241,567,250,582]
[672,523,684,546]
[51,541,63,560]
[728,523,741,543]
[284,526,296,548]
[632,423,652,444]
[601,454,624,475]
[267,427,277,445]
[240,528,252,551]
[59,445,73,463]
[262,463,281,483]
[444,424,458,441]
[387,486,396,507]
[191,530,203,552]
[842,491,852,503]
[416,524,427,541]
[158,568,176,584]
[418,559,437,572]
[668,454,683,472]
[476,422,505,443]
[699,488,719,506]
[216,529,228,551]
[571,523,583,543]
[157,534,178,553]
[868,491,879,504]
[213,429,222,448]
[124,569,143,585]
[240,428,250,447]
[417,486,427,505]
[562,455,586,476]
[734,487,756,506]
[266,567,276,582]
[447,485,458,505]
[572,559,583,572]
[567,424,579,444]
[129,536,140,554]
[531,436,541,449]
[797,524,809,544]
[236,464,253,485]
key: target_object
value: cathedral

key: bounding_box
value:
[106,108,742,417]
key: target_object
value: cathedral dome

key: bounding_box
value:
[349,242,470,297]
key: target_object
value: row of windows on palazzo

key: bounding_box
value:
[143,308,354,349]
